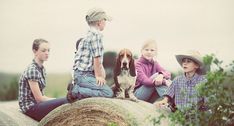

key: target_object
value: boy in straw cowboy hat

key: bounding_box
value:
[155,50,207,111]
[66,8,113,102]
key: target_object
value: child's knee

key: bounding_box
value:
[71,84,79,95]
[106,89,114,98]
[134,92,149,101]
[103,87,114,98]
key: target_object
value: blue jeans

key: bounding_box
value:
[134,73,169,103]
[134,85,168,103]
[72,70,113,98]
[25,97,68,121]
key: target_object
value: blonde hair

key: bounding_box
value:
[141,39,158,50]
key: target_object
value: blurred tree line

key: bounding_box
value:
[103,51,117,86]
[0,73,19,101]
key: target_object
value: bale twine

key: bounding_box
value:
[39,97,170,126]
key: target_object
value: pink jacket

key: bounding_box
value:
[135,56,171,89]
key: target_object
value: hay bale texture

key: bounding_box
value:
[0,101,38,126]
[39,97,170,126]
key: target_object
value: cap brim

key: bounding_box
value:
[104,15,112,21]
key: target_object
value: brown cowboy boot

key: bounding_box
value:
[66,82,78,103]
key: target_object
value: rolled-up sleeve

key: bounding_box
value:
[26,67,40,82]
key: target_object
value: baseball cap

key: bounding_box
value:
[86,8,111,22]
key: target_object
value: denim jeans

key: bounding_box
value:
[72,70,113,98]
[134,73,169,103]
[25,97,68,121]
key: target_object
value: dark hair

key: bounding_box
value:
[32,38,48,51]
[76,38,83,50]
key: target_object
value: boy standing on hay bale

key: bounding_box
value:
[67,8,113,103]
[155,50,207,111]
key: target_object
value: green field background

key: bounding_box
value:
[0,72,72,101]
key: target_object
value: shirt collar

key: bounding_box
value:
[32,59,44,70]
[183,73,199,81]
[89,27,102,35]
[139,56,154,65]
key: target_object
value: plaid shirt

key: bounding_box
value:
[18,60,46,113]
[73,27,104,71]
[165,73,207,110]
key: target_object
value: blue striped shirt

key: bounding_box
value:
[165,73,207,110]
[18,60,46,113]
[73,27,104,71]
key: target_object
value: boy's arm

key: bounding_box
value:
[93,56,106,86]
[155,78,176,106]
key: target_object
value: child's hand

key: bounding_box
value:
[164,79,172,87]
[153,74,164,85]
[96,77,106,86]
[154,98,168,107]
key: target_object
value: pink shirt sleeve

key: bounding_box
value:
[136,62,154,86]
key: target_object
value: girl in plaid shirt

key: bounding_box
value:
[18,39,68,121]
[155,50,207,111]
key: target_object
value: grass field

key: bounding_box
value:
[0,72,115,101]
[45,73,72,98]
[0,72,72,100]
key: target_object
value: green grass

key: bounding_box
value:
[45,73,72,98]
[0,70,176,101]
[0,73,19,101]
[0,72,72,101]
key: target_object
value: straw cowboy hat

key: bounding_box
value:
[175,50,207,74]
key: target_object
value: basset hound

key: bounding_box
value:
[112,49,138,101]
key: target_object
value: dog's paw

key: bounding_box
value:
[128,92,138,102]
[129,98,138,102]
[115,96,125,100]
[115,94,125,100]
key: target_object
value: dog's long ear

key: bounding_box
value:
[129,58,136,76]
[114,56,121,76]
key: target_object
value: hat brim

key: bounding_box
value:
[175,55,206,74]
[103,15,112,21]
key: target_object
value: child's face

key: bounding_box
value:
[181,58,199,74]
[34,42,50,61]
[141,45,157,60]
[97,19,106,31]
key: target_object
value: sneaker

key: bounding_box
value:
[66,83,78,103]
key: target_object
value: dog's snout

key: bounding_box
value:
[123,62,127,66]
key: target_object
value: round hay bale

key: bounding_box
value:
[39,97,170,126]
[0,101,38,126]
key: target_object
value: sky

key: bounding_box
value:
[0,0,234,73]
